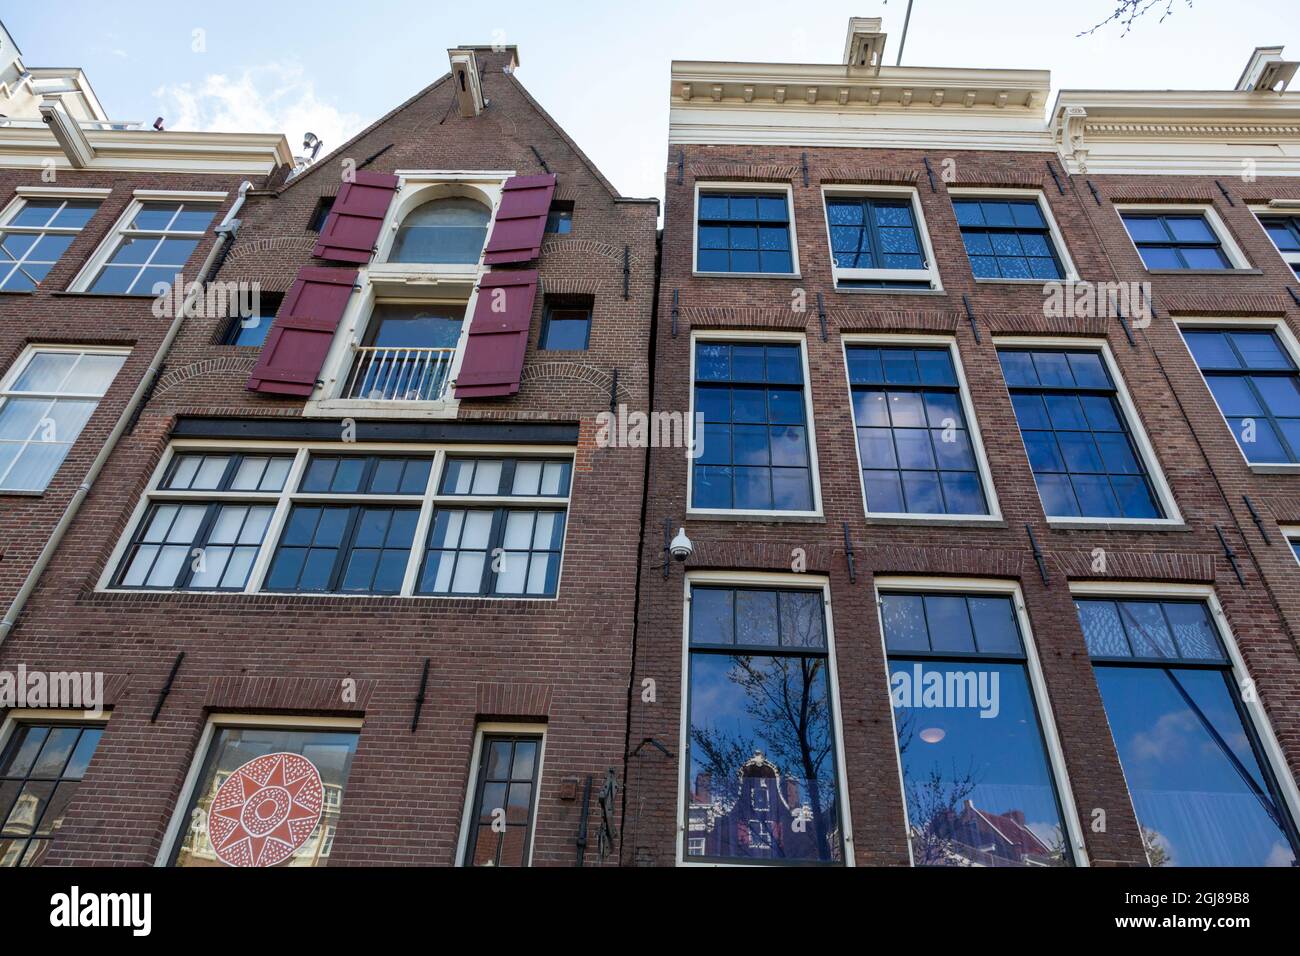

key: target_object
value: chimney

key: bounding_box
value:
[842,17,887,74]
[1235,46,1298,93]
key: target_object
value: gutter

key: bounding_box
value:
[0,180,253,647]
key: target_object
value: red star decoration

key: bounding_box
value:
[208,753,324,867]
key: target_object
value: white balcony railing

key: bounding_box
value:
[343,346,456,401]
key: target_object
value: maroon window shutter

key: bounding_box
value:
[482,174,556,265]
[312,171,399,263]
[453,270,539,399]
[246,267,357,397]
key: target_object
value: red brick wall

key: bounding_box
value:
[625,142,1300,866]
[0,56,657,867]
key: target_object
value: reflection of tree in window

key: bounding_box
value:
[686,587,843,863]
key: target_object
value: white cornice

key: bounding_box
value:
[0,125,292,175]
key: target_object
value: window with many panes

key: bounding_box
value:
[880,589,1073,867]
[84,201,218,294]
[108,446,575,598]
[685,584,844,864]
[846,344,990,516]
[0,197,99,291]
[0,723,103,867]
[1259,215,1300,277]
[1076,596,1299,867]
[169,724,358,867]
[696,190,795,275]
[1182,327,1300,465]
[1000,348,1164,519]
[264,455,431,595]
[462,732,542,867]
[113,452,293,590]
[1120,212,1234,270]
[693,340,815,513]
[825,194,935,289]
[0,346,127,492]
[953,197,1065,280]
[418,457,571,597]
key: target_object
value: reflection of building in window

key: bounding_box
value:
[918,799,1056,867]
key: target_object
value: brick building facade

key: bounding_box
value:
[625,21,1300,867]
[0,38,657,866]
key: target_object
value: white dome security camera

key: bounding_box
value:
[669,527,693,562]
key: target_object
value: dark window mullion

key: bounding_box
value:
[325,505,366,592]
[481,508,507,595]
[174,502,224,589]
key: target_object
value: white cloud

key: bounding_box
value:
[153,62,364,156]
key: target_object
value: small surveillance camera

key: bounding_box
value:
[669,527,694,562]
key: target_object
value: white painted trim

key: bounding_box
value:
[96,439,576,601]
[819,184,943,291]
[946,187,1080,282]
[1172,316,1300,473]
[839,332,1002,523]
[676,570,856,867]
[1114,202,1253,271]
[1248,205,1300,275]
[153,712,364,867]
[872,575,1092,867]
[692,181,800,278]
[454,721,548,867]
[993,335,1183,527]
[686,329,824,519]
[131,189,228,202]
[1067,579,1300,853]
[13,186,112,199]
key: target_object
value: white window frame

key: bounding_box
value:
[1282,526,1300,566]
[840,332,1002,524]
[1249,204,1300,277]
[873,575,1091,867]
[1114,202,1252,272]
[1174,316,1300,474]
[821,184,943,291]
[994,335,1183,528]
[0,188,108,291]
[96,439,576,600]
[677,570,856,867]
[153,712,364,867]
[307,171,515,419]
[1069,578,1300,861]
[693,181,801,278]
[686,330,824,520]
[454,721,548,867]
[67,189,227,294]
[947,187,1080,283]
[0,343,130,493]
[0,708,112,757]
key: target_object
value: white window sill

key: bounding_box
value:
[864,513,1005,528]
[304,397,460,419]
[686,508,824,523]
[831,285,946,295]
[1045,518,1188,532]
[1248,462,1300,475]
[693,271,801,280]
[95,587,559,602]
[1144,268,1261,276]
[973,277,1078,285]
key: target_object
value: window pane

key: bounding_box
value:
[889,661,1071,866]
[1093,666,1296,867]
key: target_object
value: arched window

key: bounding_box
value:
[388,197,490,264]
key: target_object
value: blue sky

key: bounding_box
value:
[6,1,1298,201]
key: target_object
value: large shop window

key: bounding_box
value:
[1000,347,1164,520]
[0,346,126,492]
[0,723,103,867]
[170,724,358,867]
[108,445,573,599]
[880,590,1073,867]
[685,584,845,864]
[1077,596,1299,867]
[847,344,991,516]
[692,341,816,513]
[1181,327,1300,465]
[462,732,543,867]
